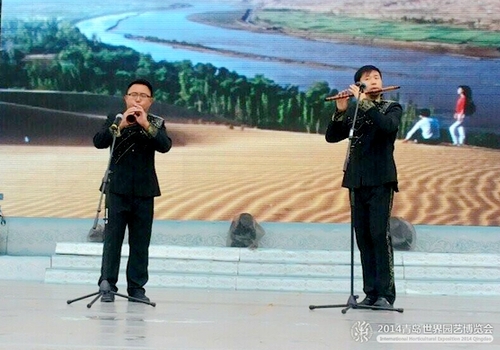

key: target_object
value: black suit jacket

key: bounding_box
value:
[94,113,172,197]
[325,100,402,190]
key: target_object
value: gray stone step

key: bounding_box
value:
[48,254,500,281]
[44,243,500,296]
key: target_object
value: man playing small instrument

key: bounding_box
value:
[325,65,402,309]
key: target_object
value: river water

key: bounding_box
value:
[76,3,500,129]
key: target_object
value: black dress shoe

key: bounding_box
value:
[101,292,115,303]
[128,291,150,303]
[372,297,394,309]
[358,296,377,306]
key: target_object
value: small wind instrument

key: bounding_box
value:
[325,85,401,101]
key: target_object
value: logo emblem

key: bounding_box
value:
[351,321,373,343]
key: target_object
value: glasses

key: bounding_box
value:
[126,92,152,99]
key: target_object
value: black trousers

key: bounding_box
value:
[351,184,396,304]
[99,192,154,294]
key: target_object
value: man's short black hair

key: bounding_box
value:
[126,78,154,97]
[418,108,431,117]
[354,65,382,83]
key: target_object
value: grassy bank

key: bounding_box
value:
[253,10,500,58]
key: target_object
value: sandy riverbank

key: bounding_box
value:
[188,3,500,59]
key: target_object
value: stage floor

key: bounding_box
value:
[0,281,498,349]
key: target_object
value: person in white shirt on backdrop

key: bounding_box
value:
[402,108,440,145]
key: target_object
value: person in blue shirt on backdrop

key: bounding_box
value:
[402,108,441,145]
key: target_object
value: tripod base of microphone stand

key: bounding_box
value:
[309,294,403,314]
[66,280,156,308]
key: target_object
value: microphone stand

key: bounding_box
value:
[86,127,117,243]
[309,87,403,314]
[67,126,156,308]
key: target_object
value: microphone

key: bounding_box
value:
[110,114,123,131]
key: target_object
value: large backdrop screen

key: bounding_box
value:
[1,0,499,226]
